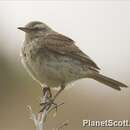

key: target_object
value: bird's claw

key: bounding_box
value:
[39,97,57,112]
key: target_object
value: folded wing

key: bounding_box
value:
[42,33,100,70]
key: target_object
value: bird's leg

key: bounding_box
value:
[42,87,52,98]
[53,85,65,101]
[40,85,65,112]
[46,85,65,114]
[40,86,52,112]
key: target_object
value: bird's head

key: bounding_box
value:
[18,21,52,38]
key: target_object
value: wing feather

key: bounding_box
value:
[42,33,100,70]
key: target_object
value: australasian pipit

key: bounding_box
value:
[18,21,128,101]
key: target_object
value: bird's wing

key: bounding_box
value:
[42,33,100,70]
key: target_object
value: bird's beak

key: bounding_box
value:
[17,27,32,33]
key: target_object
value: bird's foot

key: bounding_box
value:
[40,87,57,112]
[39,85,65,112]
[40,97,57,112]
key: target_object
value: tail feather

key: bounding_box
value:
[92,73,128,91]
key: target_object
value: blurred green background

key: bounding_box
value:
[0,1,130,130]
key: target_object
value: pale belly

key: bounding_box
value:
[21,48,89,87]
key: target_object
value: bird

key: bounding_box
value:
[18,21,128,98]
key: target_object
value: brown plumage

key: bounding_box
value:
[43,33,100,70]
[42,33,127,91]
[18,21,128,91]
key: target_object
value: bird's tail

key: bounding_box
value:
[91,73,128,91]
